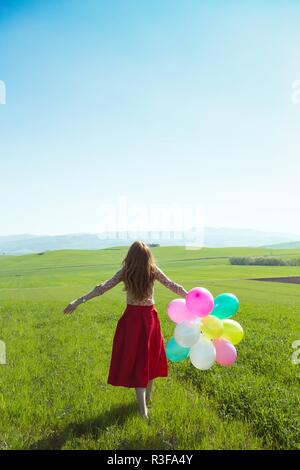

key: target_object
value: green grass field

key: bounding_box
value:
[0,246,299,450]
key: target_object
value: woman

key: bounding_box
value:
[63,241,188,418]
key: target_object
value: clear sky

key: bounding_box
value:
[0,0,300,236]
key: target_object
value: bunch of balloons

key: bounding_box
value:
[166,288,244,370]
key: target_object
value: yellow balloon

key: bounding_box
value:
[201,315,224,339]
[222,319,244,345]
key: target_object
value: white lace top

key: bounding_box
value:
[95,265,187,306]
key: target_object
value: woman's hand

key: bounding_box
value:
[63,299,80,315]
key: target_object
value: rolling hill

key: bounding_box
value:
[1,227,300,254]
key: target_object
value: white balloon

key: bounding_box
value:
[174,320,201,348]
[189,336,216,370]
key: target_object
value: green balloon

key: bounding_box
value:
[166,337,190,362]
[212,293,240,319]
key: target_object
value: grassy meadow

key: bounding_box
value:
[0,246,299,450]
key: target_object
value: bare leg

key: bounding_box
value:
[135,388,148,418]
[146,380,153,403]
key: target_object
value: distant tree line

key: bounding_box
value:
[229,257,300,266]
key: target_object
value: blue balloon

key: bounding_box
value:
[212,293,240,319]
[166,337,190,362]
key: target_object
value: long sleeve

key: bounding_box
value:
[154,266,188,298]
[73,268,124,306]
[95,268,124,296]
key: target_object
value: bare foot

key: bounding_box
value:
[139,406,149,419]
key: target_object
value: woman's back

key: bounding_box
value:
[95,265,187,305]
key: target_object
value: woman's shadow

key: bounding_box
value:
[28,402,137,450]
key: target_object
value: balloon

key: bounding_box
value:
[165,337,190,362]
[174,319,201,348]
[167,298,195,323]
[186,287,214,317]
[222,319,244,345]
[214,338,237,366]
[212,293,240,319]
[189,336,216,370]
[201,315,224,339]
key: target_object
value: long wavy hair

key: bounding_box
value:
[122,241,156,300]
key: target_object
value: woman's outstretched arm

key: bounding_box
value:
[63,268,123,314]
[154,266,188,297]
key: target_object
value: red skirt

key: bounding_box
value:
[107,304,168,388]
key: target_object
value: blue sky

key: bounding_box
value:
[0,0,300,235]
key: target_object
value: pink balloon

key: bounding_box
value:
[167,299,195,323]
[214,338,237,366]
[186,287,214,317]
